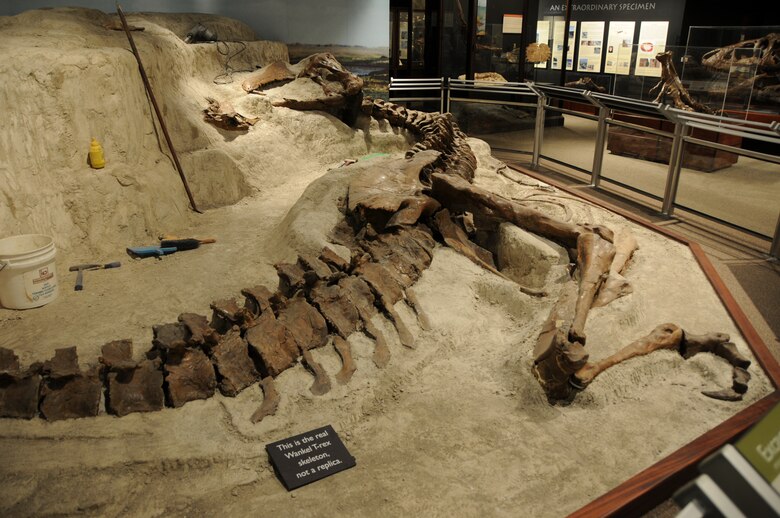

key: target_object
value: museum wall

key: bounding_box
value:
[0,0,390,48]
[537,0,685,45]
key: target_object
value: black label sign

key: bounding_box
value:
[266,425,356,490]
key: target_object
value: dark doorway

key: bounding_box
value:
[390,0,441,78]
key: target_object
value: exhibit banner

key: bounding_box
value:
[577,21,605,73]
[535,0,685,53]
[552,20,577,70]
[604,21,636,74]
[535,20,552,68]
[634,21,669,77]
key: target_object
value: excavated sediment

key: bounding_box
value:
[0,93,755,420]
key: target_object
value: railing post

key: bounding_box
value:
[532,93,546,168]
[591,105,609,188]
[440,77,445,114]
[771,213,780,260]
[661,121,687,216]
[445,77,451,113]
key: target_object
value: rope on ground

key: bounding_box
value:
[213,41,254,84]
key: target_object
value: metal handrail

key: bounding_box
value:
[532,83,594,104]
[446,79,538,114]
[447,79,537,98]
[385,77,780,258]
[389,77,446,113]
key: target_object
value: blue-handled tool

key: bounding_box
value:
[126,246,178,259]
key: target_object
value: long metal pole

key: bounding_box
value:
[441,77,446,114]
[591,106,608,188]
[465,0,476,80]
[116,3,201,213]
[771,213,780,260]
[661,122,686,216]
[532,94,545,168]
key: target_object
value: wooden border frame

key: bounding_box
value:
[505,164,780,517]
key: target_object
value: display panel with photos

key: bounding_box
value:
[604,21,636,75]
[551,20,577,70]
[577,21,605,73]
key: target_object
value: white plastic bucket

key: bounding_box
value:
[0,234,58,309]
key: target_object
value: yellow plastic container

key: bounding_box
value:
[88,137,105,169]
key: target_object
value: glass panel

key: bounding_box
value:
[675,143,780,238]
[441,0,468,77]
[399,11,409,65]
[450,101,537,154]
[686,26,780,115]
[472,2,524,82]
[530,38,767,116]
[609,44,764,113]
[601,115,671,200]
[412,11,426,70]
[537,112,598,173]
[389,10,395,67]
[441,0,468,79]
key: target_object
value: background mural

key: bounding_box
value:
[1,0,390,96]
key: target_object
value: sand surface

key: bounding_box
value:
[0,9,774,518]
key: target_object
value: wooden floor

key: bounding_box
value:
[495,151,780,517]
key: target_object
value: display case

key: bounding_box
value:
[685,25,780,119]
[528,25,779,118]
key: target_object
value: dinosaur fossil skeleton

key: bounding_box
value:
[650,51,714,113]
[0,55,753,422]
[701,32,780,105]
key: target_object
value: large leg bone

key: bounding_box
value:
[593,228,638,307]
[570,233,616,343]
[430,172,584,249]
[333,336,357,383]
[251,376,280,423]
[573,324,683,387]
[532,281,588,400]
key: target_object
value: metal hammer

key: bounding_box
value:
[68,261,121,291]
